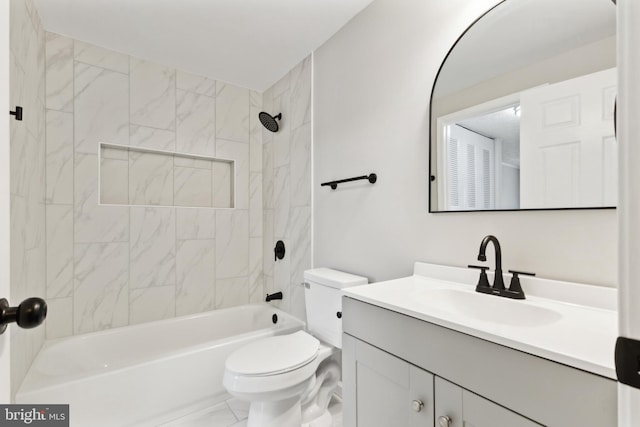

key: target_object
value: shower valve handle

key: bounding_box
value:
[274,240,285,261]
[0,297,47,335]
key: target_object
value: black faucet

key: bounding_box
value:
[477,235,505,292]
[472,235,534,300]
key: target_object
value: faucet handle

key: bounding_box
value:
[504,270,535,300]
[508,269,535,277]
[468,265,492,294]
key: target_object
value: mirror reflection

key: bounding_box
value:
[429,0,617,212]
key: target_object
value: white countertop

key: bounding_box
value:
[343,262,618,379]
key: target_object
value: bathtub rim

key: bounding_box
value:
[46,303,300,346]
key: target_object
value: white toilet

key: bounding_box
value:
[223,268,367,427]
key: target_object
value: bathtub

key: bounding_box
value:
[16,304,304,427]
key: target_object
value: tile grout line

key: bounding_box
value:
[43,29,49,340]
[224,399,241,424]
[70,39,76,337]
[127,52,132,328]
[174,67,178,319]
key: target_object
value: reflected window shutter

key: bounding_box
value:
[466,144,476,208]
[448,137,460,208]
[482,149,491,209]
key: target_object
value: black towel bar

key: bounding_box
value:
[321,173,377,190]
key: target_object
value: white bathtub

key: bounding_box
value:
[16,304,304,427]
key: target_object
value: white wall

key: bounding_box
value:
[313,0,617,287]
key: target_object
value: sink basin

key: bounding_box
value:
[411,288,563,327]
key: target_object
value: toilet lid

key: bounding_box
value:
[226,331,320,376]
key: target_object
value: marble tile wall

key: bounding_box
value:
[262,56,312,320]
[44,33,264,338]
[10,0,47,398]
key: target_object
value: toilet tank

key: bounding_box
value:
[303,268,368,349]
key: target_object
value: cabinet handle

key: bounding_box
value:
[411,400,424,412]
[438,415,452,427]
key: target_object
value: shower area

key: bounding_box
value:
[2,0,313,424]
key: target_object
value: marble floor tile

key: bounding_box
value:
[160,401,237,427]
[225,398,249,421]
[163,394,343,427]
[328,395,344,427]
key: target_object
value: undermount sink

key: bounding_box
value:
[411,288,563,327]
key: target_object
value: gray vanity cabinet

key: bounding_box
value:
[342,297,617,427]
[343,333,539,427]
[343,335,434,427]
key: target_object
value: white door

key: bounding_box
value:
[0,0,12,403]
[519,68,617,209]
[446,125,495,210]
[617,1,640,425]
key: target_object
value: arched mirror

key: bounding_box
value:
[429,0,617,212]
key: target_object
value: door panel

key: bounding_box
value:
[347,337,434,427]
[617,1,640,424]
[435,377,540,427]
[434,377,463,427]
[520,68,616,208]
[462,390,540,427]
[0,0,12,404]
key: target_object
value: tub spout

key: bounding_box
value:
[265,292,283,302]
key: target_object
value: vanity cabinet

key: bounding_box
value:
[342,297,617,427]
[344,335,539,427]
[348,336,434,427]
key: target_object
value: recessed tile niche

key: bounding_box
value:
[100,143,235,208]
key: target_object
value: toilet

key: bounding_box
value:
[223,268,367,427]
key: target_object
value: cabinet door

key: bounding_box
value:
[435,377,541,427]
[343,335,434,427]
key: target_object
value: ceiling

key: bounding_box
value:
[459,106,521,167]
[33,0,376,91]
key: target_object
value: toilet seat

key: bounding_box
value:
[223,333,334,398]
[225,331,320,377]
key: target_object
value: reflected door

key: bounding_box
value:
[520,68,617,208]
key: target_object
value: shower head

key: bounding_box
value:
[259,112,282,133]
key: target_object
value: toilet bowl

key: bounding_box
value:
[223,331,338,427]
[223,268,368,427]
